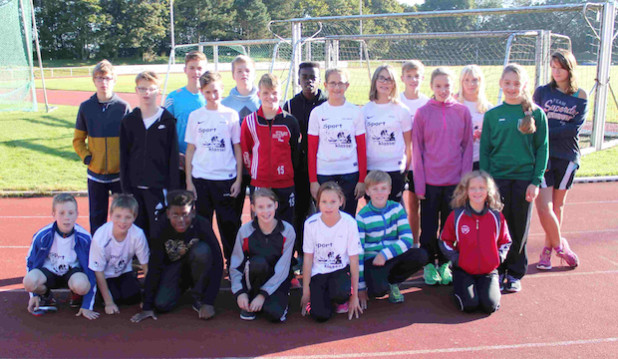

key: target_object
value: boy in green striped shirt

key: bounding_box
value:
[356,171,428,308]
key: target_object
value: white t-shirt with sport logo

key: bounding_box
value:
[307,101,365,176]
[303,211,363,276]
[89,222,150,278]
[43,232,79,276]
[185,105,241,181]
[363,101,412,172]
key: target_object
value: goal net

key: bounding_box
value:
[0,0,37,112]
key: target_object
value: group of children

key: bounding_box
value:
[25,48,587,321]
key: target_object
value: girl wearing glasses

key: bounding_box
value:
[308,68,367,216]
[361,65,412,204]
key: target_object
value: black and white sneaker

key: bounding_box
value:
[240,310,256,320]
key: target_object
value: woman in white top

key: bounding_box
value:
[362,64,412,203]
[455,65,493,170]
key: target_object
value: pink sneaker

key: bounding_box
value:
[290,277,302,289]
[335,302,349,314]
[536,247,552,270]
[555,237,579,268]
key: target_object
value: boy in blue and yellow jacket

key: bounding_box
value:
[73,60,131,235]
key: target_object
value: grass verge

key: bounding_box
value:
[0,105,615,194]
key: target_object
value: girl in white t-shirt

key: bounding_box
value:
[363,64,412,203]
[308,68,367,216]
[301,182,363,322]
[455,65,493,169]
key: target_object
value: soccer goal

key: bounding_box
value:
[272,2,617,151]
[0,0,49,112]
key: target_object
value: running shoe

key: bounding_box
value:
[290,277,302,289]
[423,263,441,285]
[555,237,579,268]
[505,275,522,293]
[40,290,57,307]
[536,247,552,270]
[388,283,404,303]
[438,262,453,285]
[240,309,256,320]
[68,291,82,308]
[335,302,349,314]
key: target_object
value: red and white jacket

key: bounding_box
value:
[440,205,511,275]
[240,107,300,188]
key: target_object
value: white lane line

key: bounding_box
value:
[0,246,29,248]
[528,229,618,237]
[241,338,618,358]
[599,255,618,267]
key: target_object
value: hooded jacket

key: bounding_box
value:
[412,98,473,196]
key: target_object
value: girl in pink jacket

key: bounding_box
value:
[412,67,473,286]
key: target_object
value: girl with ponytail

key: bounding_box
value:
[479,63,548,293]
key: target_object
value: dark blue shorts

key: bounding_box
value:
[39,266,84,289]
[541,157,578,190]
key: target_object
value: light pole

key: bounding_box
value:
[170,0,175,64]
[359,0,363,62]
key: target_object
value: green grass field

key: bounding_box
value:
[0,105,615,193]
[34,63,618,123]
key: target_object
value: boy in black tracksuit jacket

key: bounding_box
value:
[120,72,180,238]
[283,62,328,264]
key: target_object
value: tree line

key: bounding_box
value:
[32,0,594,62]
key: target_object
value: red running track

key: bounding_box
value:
[0,182,617,358]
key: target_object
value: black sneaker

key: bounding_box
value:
[39,291,57,307]
[69,291,82,308]
[240,309,256,320]
[505,275,522,293]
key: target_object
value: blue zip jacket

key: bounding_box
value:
[25,222,97,310]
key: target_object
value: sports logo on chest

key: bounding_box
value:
[272,130,290,142]
[461,225,471,235]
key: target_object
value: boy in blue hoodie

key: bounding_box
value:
[23,194,99,320]
[221,55,261,228]
[164,51,208,187]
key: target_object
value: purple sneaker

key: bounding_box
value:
[555,237,579,268]
[536,247,552,270]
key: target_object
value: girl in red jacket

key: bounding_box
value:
[440,171,511,313]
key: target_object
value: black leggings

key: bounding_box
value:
[453,267,501,314]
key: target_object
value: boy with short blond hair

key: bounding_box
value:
[23,194,99,319]
[356,170,428,307]
[164,51,208,187]
[89,194,149,315]
[120,71,180,237]
[222,55,261,224]
[240,73,300,224]
[73,59,131,235]
[185,71,242,267]
[399,60,429,247]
